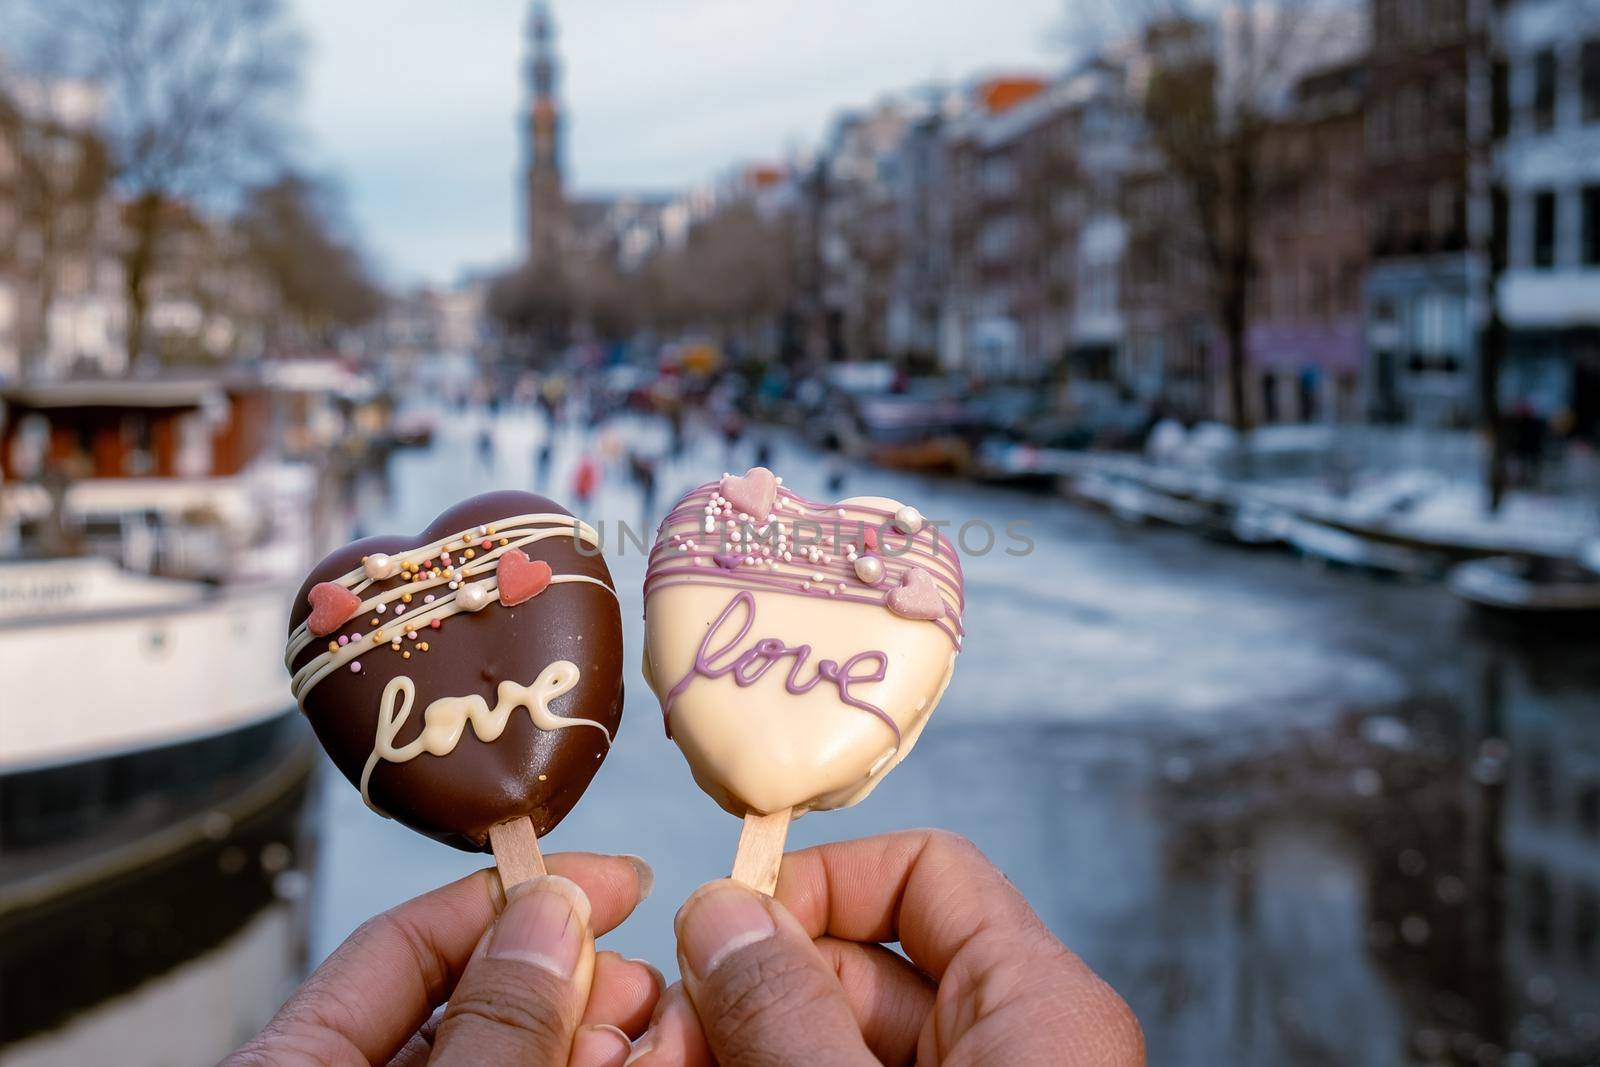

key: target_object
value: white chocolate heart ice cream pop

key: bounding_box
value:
[642,467,964,824]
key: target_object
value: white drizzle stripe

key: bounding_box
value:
[290,575,616,703]
[287,517,608,664]
[358,661,611,815]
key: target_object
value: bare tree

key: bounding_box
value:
[0,48,111,375]
[1066,0,1363,429]
[237,172,384,349]
[1149,5,1363,429]
[26,0,302,366]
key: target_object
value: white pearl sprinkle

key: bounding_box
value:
[854,555,886,585]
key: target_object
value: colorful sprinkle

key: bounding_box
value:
[350,661,362,673]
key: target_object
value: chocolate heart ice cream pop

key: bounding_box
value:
[642,466,964,890]
[285,491,623,884]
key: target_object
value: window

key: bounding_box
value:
[1584,186,1600,266]
[1492,187,1509,270]
[1585,41,1600,122]
[1533,190,1557,267]
[1431,182,1460,241]
[1367,97,1392,160]
[1533,50,1558,132]
[1493,59,1510,139]
[1397,84,1424,154]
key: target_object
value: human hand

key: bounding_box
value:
[626,830,1143,1066]
[224,852,661,1067]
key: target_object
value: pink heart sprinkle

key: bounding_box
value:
[497,549,553,607]
[307,582,360,636]
[862,527,878,550]
[886,566,945,621]
[719,466,777,519]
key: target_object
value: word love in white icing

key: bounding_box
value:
[663,591,897,742]
[359,661,610,813]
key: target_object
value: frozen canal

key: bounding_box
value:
[307,405,1600,1066]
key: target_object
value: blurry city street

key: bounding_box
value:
[2,0,1599,1065]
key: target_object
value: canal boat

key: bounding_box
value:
[0,376,323,917]
[1447,554,1600,618]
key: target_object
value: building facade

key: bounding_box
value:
[1495,0,1600,438]
[1247,60,1371,424]
[1364,0,1480,426]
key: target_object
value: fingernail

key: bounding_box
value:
[623,854,655,902]
[571,1023,631,1067]
[489,874,589,977]
[622,1029,654,1066]
[677,881,775,977]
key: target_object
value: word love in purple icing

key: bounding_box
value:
[662,590,898,744]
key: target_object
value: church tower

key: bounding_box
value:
[523,0,565,271]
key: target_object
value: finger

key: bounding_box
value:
[429,875,595,1065]
[581,951,664,1037]
[773,829,1044,978]
[777,831,1142,1064]
[674,879,876,1066]
[815,938,935,1066]
[569,1023,632,1067]
[227,853,649,1066]
[548,851,654,936]
[616,983,713,1067]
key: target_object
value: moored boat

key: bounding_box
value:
[1447,554,1600,618]
[0,376,326,916]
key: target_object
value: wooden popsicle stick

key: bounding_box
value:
[489,816,546,892]
[730,807,792,896]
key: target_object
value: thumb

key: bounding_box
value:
[429,874,595,1066]
[674,879,875,1067]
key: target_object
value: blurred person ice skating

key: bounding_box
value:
[477,425,495,471]
[572,452,600,511]
[667,407,686,459]
[719,411,745,464]
[824,434,847,495]
[536,441,555,488]
[628,450,659,528]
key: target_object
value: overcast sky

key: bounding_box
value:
[292,0,1066,287]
